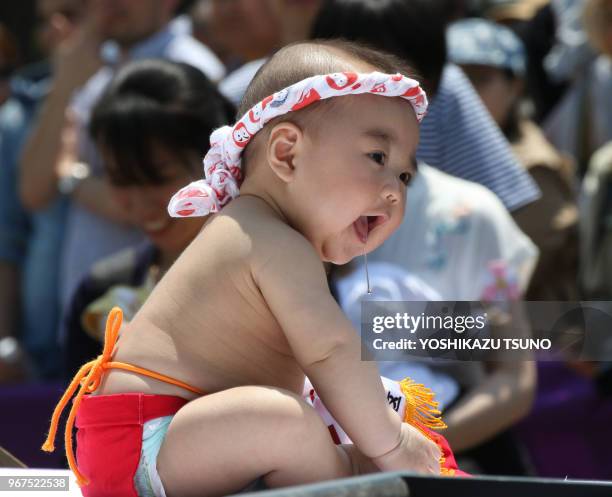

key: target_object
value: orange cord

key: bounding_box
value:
[41,307,204,487]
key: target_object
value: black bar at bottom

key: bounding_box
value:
[236,471,612,497]
[232,473,409,497]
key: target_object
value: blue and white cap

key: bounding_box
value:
[447,18,526,77]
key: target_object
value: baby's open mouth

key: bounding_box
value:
[353,215,387,243]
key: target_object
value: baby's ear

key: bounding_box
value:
[266,121,303,183]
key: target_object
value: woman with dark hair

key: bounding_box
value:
[64,59,235,376]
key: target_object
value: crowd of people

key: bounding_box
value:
[1,0,611,482]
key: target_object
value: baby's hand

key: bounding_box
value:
[372,423,441,475]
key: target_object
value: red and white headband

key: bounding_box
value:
[168,71,428,218]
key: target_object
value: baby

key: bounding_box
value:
[44,40,442,497]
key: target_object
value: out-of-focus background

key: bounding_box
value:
[0,0,611,481]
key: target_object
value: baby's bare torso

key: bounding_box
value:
[98,196,305,399]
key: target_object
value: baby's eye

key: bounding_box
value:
[368,151,386,165]
[399,171,413,186]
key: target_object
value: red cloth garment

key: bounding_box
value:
[419,425,470,477]
[75,393,188,497]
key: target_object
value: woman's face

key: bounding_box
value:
[103,145,206,257]
[460,64,522,127]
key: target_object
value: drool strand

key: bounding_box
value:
[363,241,372,295]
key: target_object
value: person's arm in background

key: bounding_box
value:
[440,302,536,451]
[19,11,102,211]
[439,187,539,452]
[512,165,577,256]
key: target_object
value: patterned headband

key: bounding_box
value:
[167,71,428,218]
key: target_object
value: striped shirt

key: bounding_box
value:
[417,64,541,212]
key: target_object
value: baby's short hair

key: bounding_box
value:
[238,39,419,168]
[239,39,418,115]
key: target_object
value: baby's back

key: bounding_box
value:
[98,196,305,398]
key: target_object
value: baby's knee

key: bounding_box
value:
[229,385,326,437]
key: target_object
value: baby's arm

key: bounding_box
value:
[255,229,439,472]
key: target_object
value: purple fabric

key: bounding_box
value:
[0,382,66,468]
[516,362,612,480]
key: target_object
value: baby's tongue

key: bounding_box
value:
[353,216,368,243]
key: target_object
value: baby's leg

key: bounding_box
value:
[157,386,355,497]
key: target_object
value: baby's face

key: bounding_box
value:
[289,93,419,264]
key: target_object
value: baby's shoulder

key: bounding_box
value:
[199,196,315,264]
[234,198,320,267]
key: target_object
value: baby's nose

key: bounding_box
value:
[385,192,399,204]
[382,178,402,205]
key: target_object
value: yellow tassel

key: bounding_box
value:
[399,378,454,476]
[399,377,447,431]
